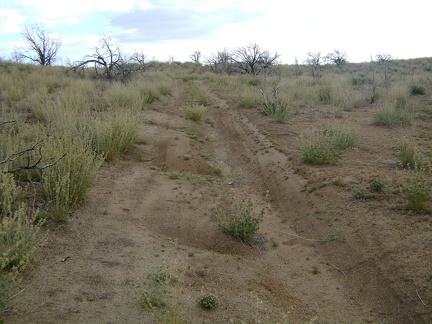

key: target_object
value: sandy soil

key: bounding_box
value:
[4,79,432,323]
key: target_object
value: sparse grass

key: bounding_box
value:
[186,80,211,106]
[352,190,366,200]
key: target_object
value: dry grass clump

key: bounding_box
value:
[182,104,207,122]
[299,119,359,165]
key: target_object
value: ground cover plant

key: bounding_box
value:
[1,56,432,323]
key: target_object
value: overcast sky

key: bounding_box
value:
[0,0,430,64]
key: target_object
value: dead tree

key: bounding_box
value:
[205,49,234,75]
[14,24,61,66]
[230,43,280,75]
[305,52,322,78]
[324,49,348,67]
[189,51,201,63]
[67,35,135,82]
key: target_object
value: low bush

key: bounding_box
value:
[410,85,425,95]
[182,104,206,122]
[197,293,218,309]
[219,192,266,243]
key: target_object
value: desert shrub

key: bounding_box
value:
[262,101,290,123]
[325,119,359,150]
[410,85,425,95]
[182,104,206,122]
[318,83,332,103]
[95,109,140,161]
[352,190,366,200]
[404,167,431,212]
[219,192,266,243]
[1,204,44,312]
[370,180,385,193]
[42,132,105,220]
[397,138,426,169]
[0,173,21,218]
[197,293,218,309]
[374,101,415,126]
[299,130,341,165]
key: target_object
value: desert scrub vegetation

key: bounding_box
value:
[402,166,432,212]
[299,119,359,165]
[219,191,268,243]
[182,104,207,122]
[185,80,211,106]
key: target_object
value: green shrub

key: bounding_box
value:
[370,180,385,193]
[220,193,266,243]
[410,85,425,95]
[397,139,425,169]
[404,168,431,212]
[197,293,218,309]
[0,173,21,218]
[353,190,366,200]
[42,133,105,220]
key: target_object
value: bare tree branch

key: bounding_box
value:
[231,43,280,75]
[14,24,61,66]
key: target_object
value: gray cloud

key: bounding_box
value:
[110,7,260,43]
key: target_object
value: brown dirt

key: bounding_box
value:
[4,79,432,323]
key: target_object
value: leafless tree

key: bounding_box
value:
[324,49,348,66]
[304,51,322,78]
[190,51,201,63]
[375,53,393,88]
[230,43,280,75]
[14,24,61,66]
[67,34,137,82]
[205,49,234,75]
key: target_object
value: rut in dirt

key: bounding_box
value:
[204,84,423,323]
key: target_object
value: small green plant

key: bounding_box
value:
[219,192,267,243]
[370,180,385,193]
[182,154,191,161]
[168,172,181,180]
[197,293,218,309]
[182,104,206,122]
[410,85,425,95]
[311,266,320,275]
[319,231,337,244]
[353,190,366,200]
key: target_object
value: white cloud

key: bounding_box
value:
[0,9,26,33]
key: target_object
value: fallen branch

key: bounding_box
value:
[416,289,427,307]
